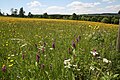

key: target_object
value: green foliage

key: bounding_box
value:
[28,12,33,18]
[43,13,48,18]
[19,7,25,17]
[101,17,109,23]
[114,19,119,24]
[72,13,77,20]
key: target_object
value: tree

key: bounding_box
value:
[72,13,77,20]
[14,9,18,16]
[43,13,48,18]
[101,17,109,23]
[91,17,97,22]
[19,7,25,17]
[118,10,120,14]
[114,19,119,24]
[28,12,33,18]
[0,9,3,16]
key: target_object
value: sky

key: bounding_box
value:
[0,0,120,15]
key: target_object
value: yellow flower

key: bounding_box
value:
[9,64,13,67]
[8,57,11,59]
[10,60,14,62]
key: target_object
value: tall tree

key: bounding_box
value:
[0,9,2,15]
[118,10,120,14]
[19,7,25,17]
[28,12,33,18]
[72,13,77,20]
[43,13,48,18]
[14,9,18,16]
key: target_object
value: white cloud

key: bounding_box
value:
[66,1,100,14]
[106,5,120,11]
[102,0,117,3]
[44,6,65,14]
[67,1,100,8]
[27,1,42,8]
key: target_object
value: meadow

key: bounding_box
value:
[0,17,120,80]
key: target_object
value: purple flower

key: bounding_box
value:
[36,54,40,62]
[76,38,79,43]
[2,65,6,72]
[72,41,76,49]
[52,42,55,49]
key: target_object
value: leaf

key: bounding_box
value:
[113,74,119,78]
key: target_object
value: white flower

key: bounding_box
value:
[72,64,77,67]
[77,69,80,71]
[103,58,111,63]
[11,54,15,57]
[64,59,71,65]
[50,48,53,50]
[90,50,98,56]
[64,59,71,68]
[90,66,95,71]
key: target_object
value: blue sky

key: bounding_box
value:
[0,0,120,15]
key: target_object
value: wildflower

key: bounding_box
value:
[90,49,99,57]
[11,54,14,57]
[36,54,40,62]
[64,59,72,68]
[8,57,10,59]
[76,38,79,43]
[77,69,80,71]
[103,58,111,63]
[90,66,95,71]
[72,41,76,49]
[10,60,14,62]
[35,62,38,66]
[52,42,55,49]
[2,65,6,72]
[9,64,13,67]
[64,59,71,65]
[50,48,53,50]
[72,64,77,67]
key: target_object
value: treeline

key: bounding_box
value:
[0,7,120,24]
